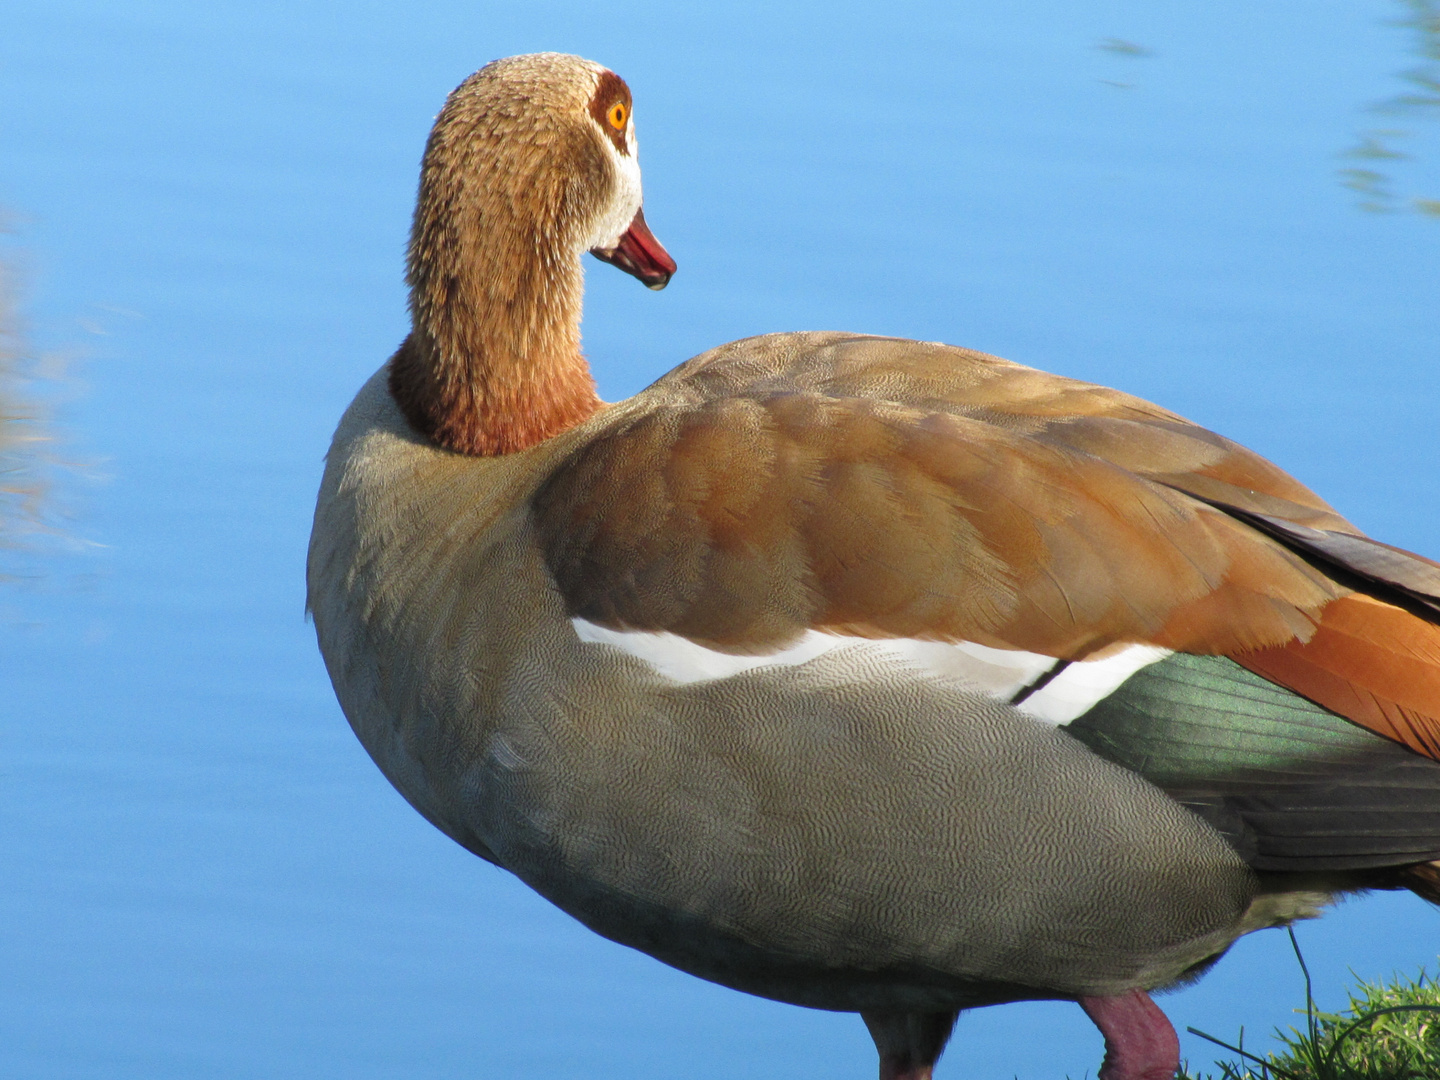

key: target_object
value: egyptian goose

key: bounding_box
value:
[307,53,1440,1080]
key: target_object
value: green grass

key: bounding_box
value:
[1180,930,1440,1080]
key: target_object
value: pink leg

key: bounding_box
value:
[1079,990,1180,1080]
[862,1010,959,1080]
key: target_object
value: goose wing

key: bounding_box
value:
[534,332,1440,766]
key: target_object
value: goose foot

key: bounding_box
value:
[862,1009,959,1080]
[1079,990,1180,1080]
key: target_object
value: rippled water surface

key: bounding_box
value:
[3,2,1438,1078]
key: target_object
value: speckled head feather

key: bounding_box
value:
[389,53,641,456]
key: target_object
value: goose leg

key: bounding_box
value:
[1079,990,1180,1080]
[861,1009,959,1080]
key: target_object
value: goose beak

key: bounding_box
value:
[590,207,676,290]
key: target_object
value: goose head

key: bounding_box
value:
[390,53,675,457]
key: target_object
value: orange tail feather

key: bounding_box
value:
[1235,594,1440,762]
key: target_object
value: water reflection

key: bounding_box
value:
[1096,37,1154,90]
[1097,38,1154,58]
[1340,0,1440,217]
[0,241,53,582]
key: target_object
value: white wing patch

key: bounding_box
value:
[1012,645,1172,724]
[572,620,844,681]
[571,618,1170,726]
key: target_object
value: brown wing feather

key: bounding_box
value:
[539,332,1440,759]
[1185,506,1440,617]
[672,333,1356,531]
[535,333,1345,658]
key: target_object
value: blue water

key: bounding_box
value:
[3,2,1437,1078]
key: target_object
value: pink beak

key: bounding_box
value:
[589,206,676,290]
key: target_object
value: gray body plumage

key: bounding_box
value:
[308,363,1328,1013]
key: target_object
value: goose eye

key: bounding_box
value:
[607,101,628,130]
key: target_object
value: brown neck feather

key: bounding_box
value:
[388,328,601,457]
[389,71,606,456]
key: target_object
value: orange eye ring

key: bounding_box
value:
[607,101,628,130]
